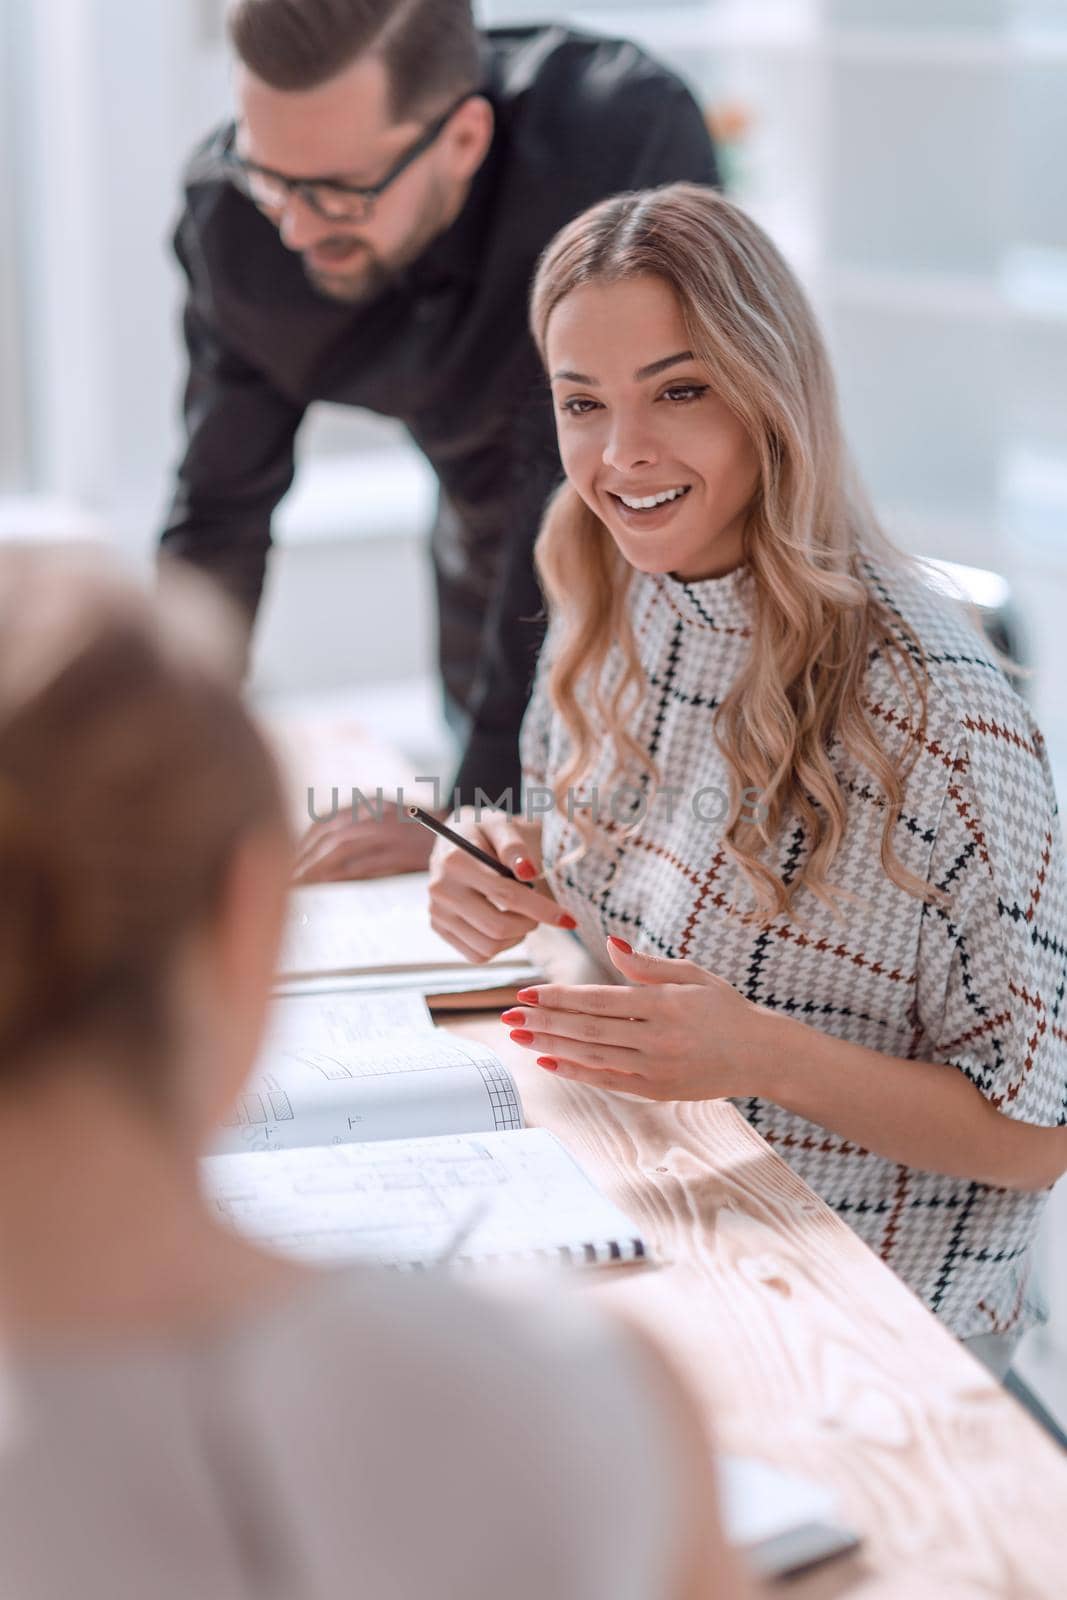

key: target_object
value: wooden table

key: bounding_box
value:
[444,966,1067,1597]
[278,716,1067,1591]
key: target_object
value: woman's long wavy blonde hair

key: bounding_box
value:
[530,182,951,926]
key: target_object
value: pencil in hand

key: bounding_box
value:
[406,805,536,889]
[409,805,577,933]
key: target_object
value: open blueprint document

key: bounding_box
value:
[205,1127,647,1271]
[212,990,523,1154]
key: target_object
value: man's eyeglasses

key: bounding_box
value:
[221,90,480,223]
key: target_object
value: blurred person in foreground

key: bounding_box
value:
[0,549,745,1600]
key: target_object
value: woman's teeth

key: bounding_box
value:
[616,486,691,511]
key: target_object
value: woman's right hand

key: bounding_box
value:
[427,808,574,963]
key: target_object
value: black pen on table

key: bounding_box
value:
[406,805,536,889]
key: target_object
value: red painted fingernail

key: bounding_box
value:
[608,935,633,953]
[513,857,537,880]
[537,1057,558,1071]
[500,1009,524,1024]
[515,989,540,1004]
[509,1029,535,1045]
[558,914,578,930]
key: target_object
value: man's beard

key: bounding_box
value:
[303,239,391,305]
[302,174,456,306]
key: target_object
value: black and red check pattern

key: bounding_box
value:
[521,552,1067,1336]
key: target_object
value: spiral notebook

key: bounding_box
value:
[204,1127,648,1270]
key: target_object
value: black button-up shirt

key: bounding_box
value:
[161,25,719,804]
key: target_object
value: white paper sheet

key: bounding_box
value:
[204,1127,646,1268]
[279,872,540,981]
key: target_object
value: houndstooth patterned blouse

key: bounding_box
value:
[520,549,1067,1337]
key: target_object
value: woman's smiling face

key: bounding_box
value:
[545,274,761,581]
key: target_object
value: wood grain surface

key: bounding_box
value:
[279,720,1067,1592]
[444,933,1067,1598]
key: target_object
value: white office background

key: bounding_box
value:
[1,0,1065,1410]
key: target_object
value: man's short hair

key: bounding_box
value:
[227,0,480,119]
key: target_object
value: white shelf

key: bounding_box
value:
[705,2,818,52]
[874,502,1006,569]
[1006,251,1067,325]
[1002,449,1067,558]
[827,25,1067,66]
[556,9,1067,64]
[0,494,110,544]
[828,29,1007,65]
[742,198,821,283]
[1011,23,1067,62]
[486,2,817,55]
[1013,297,1067,328]
[564,8,707,54]
[828,267,1007,320]
[823,265,1067,326]
[274,446,437,550]
[560,5,814,56]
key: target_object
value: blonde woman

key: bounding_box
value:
[427,184,1067,1376]
[0,551,743,1600]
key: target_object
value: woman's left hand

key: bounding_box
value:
[500,936,772,1101]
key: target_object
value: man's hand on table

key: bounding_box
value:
[293,805,436,883]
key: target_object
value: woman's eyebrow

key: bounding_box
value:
[634,350,695,381]
[550,350,696,386]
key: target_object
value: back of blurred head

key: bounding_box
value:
[0,550,289,1119]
